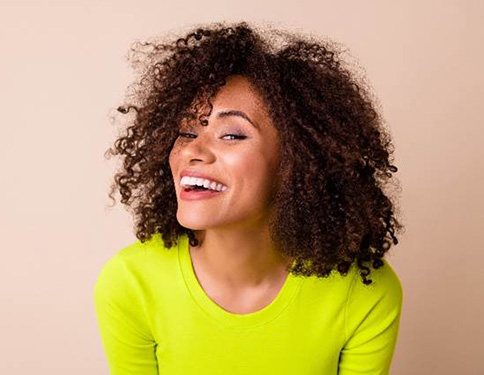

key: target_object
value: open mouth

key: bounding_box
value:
[184,185,214,192]
[180,183,225,200]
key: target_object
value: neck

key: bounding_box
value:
[189,226,293,290]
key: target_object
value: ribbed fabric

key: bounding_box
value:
[94,232,403,374]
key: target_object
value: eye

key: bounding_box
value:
[177,132,247,141]
[177,132,196,138]
[222,134,247,141]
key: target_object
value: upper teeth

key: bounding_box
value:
[180,176,227,192]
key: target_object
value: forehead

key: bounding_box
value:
[214,75,265,108]
[184,75,270,126]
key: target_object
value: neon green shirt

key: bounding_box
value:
[93,233,403,374]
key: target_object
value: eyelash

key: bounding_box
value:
[177,132,247,141]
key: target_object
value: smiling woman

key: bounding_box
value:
[94,20,404,375]
[169,75,282,237]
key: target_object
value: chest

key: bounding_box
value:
[155,317,342,375]
[152,282,347,375]
[198,277,287,314]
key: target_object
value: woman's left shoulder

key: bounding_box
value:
[360,259,403,294]
[346,258,404,314]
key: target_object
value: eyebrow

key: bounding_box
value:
[215,109,258,129]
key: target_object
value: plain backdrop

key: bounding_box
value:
[1,1,483,374]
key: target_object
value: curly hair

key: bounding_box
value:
[105,20,404,285]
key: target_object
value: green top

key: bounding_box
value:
[93,232,403,374]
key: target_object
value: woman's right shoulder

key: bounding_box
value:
[94,232,183,291]
[116,232,179,262]
[92,233,182,341]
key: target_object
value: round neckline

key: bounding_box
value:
[177,233,303,330]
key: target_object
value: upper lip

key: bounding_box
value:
[179,169,227,186]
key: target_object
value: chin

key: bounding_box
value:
[176,212,210,231]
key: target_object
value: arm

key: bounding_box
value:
[93,254,158,375]
[338,259,403,375]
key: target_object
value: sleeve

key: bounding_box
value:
[93,254,159,375]
[338,259,403,375]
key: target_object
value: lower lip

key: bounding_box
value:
[180,188,225,201]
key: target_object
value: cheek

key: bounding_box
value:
[224,149,263,174]
[168,152,181,184]
[225,151,275,192]
[168,147,178,169]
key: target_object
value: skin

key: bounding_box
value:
[168,74,294,313]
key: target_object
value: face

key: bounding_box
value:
[168,74,281,231]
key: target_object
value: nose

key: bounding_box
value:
[181,132,216,163]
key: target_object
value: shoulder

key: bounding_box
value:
[344,258,404,340]
[116,232,179,265]
[104,232,179,272]
[348,258,403,302]
[93,235,178,344]
[93,233,180,298]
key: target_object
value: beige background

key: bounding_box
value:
[1,1,483,374]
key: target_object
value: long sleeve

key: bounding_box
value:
[338,259,403,375]
[93,254,159,375]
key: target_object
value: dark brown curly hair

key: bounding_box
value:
[105,20,404,285]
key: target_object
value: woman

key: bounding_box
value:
[94,21,404,374]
